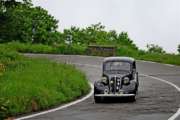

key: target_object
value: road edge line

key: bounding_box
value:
[137,60,177,67]
[142,74,180,120]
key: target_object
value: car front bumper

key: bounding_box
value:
[94,93,135,97]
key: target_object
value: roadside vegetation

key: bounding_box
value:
[0,46,90,119]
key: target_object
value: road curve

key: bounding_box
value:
[20,54,180,120]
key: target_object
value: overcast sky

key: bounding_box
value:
[32,0,180,53]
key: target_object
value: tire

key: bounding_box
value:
[129,96,136,102]
[94,96,102,103]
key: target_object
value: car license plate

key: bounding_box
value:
[119,91,123,94]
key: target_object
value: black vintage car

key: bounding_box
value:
[94,57,139,103]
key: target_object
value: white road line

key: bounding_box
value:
[138,60,177,67]
[71,63,101,69]
[16,82,94,120]
[164,64,175,67]
[148,61,156,64]
[142,74,180,120]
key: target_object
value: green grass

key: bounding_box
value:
[138,53,180,65]
[0,48,90,119]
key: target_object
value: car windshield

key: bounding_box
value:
[104,61,131,72]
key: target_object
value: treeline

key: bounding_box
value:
[0,0,138,51]
[62,23,138,49]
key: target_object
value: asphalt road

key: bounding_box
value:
[21,54,180,120]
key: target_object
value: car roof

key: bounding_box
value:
[103,57,135,63]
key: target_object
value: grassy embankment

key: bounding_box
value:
[1,42,180,66]
[116,46,180,65]
[0,46,90,119]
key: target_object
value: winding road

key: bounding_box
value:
[18,54,180,120]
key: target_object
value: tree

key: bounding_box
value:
[60,22,138,51]
[178,44,180,54]
[0,0,60,45]
[30,6,59,44]
[62,23,107,45]
[146,44,166,54]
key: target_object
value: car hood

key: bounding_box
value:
[103,71,130,78]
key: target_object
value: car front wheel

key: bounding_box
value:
[129,96,136,102]
[94,96,102,103]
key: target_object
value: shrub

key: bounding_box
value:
[0,45,23,64]
[4,42,55,53]
[116,46,139,57]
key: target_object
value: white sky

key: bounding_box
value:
[32,0,180,53]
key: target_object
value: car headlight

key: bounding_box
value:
[123,77,130,85]
[104,89,109,94]
[101,77,108,84]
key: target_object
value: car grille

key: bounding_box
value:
[109,76,122,94]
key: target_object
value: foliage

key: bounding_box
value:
[1,42,55,53]
[0,45,23,65]
[146,44,166,54]
[117,46,139,57]
[57,44,87,55]
[0,48,90,119]
[1,0,31,4]
[0,0,61,45]
[1,2,138,52]
[62,23,138,50]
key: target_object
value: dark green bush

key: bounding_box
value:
[57,44,87,55]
